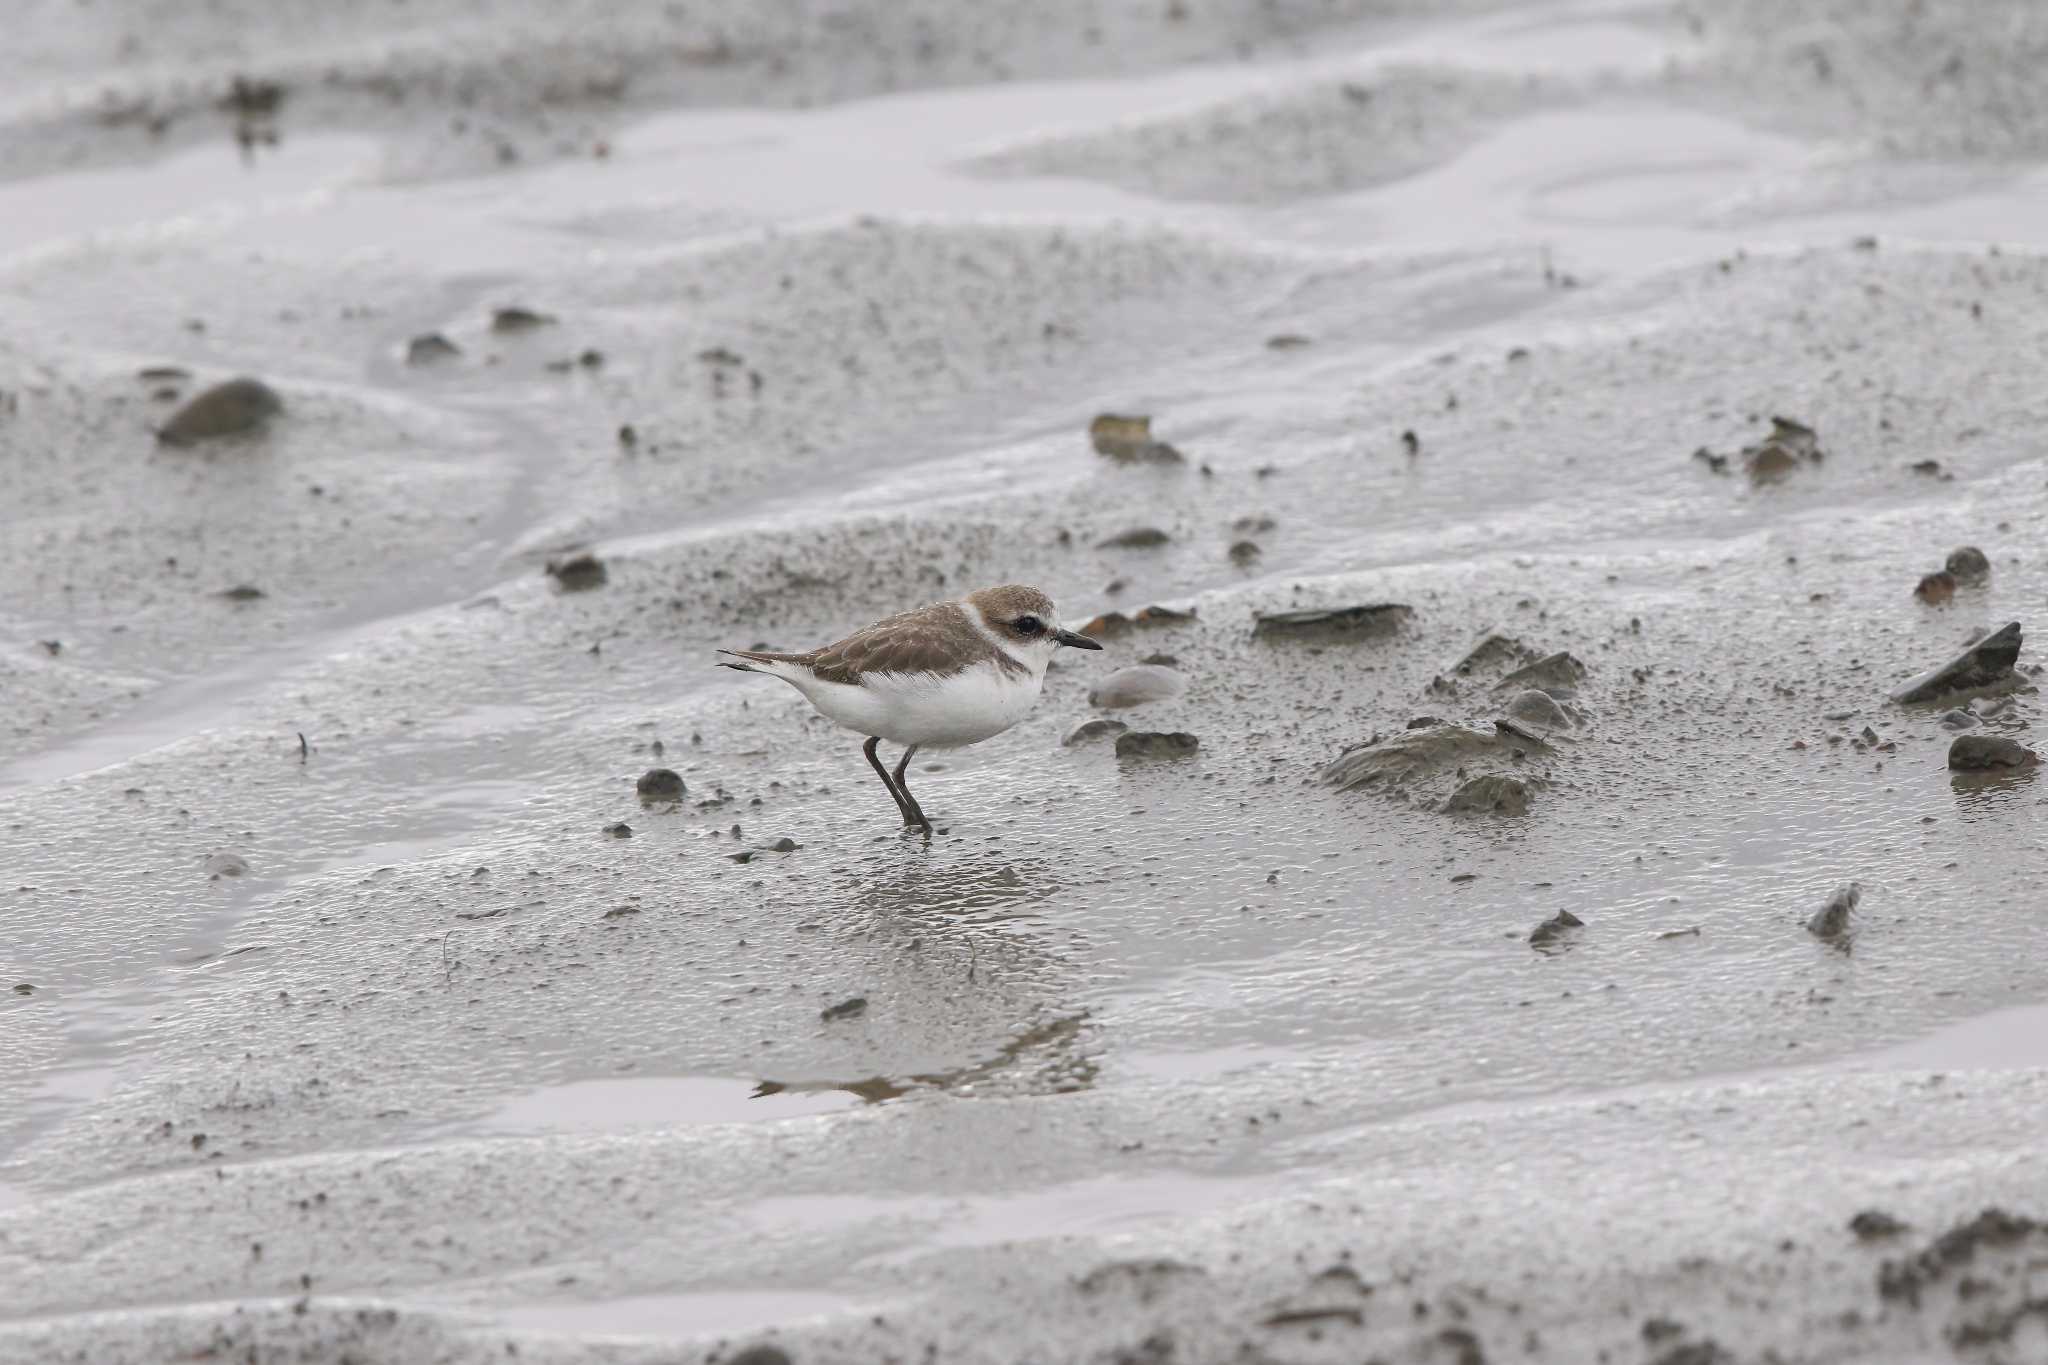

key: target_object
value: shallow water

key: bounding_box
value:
[3,1,2047,1362]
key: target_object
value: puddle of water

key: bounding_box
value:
[0,135,380,262]
[1122,1044,1290,1083]
[473,1077,858,1134]
[487,1289,856,1339]
[744,1171,1283,1264]
[1852,1004,2048,1072]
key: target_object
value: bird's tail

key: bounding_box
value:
[716,647,808,673]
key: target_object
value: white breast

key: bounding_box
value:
[795,661,1043,748]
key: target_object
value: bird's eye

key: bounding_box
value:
[1014,615,1043,636]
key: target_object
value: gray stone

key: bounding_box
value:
[1115,731,1199,759]
[1064,719,1129,746]
[1088,664,1185,709]
[1948,735,2038,771]
[1253,603,1413,640]
[1806,882,1859,946]
[1945,545,1991,583]
[157,377,283,445]
[1890,622,2023,703]
[1445,775,1530,816]
[1495,651,1586,697]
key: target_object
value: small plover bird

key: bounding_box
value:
[717,584,1102,833]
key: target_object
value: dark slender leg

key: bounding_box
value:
[863,737,914,826]
[891,745,929,832]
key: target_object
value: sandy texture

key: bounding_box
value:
[4,1,2047,1363]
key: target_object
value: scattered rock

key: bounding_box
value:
[1908,458,1943,477]
[545,552,607,591]
[1098,526,1172,549]
[1494,651,1585,696]
[1089,664,1185,710]
[635,768,686,803]
[1805,882,1859,947]
[1321,725,1503,791]
[1253,603,1412,641]
[1529,909,1584,952]
[1877,1207,2043,1306]
[820,997,868,1022]
[1265,334,1312,350]
[405,333,461,365]
[1115,731,1199,760]
[1849,1210,1910,1242]
[1939,708,1979,730]
[1948,735,2038,771]
[1228,539,1262,565]
[756,837,800,853]
[137,365,190,383]
[491,306,555,333]
[1445,775,1530,816]
[11,983,33,996]
[1691,446,1729,475]
[1740,415,1822,483]
[157,377,283,445]
[1231,515,1276,534]
[1139,653,1178,667]
[1945,545,1991,583]
[1502,688,1574,733]
[1914,570,1956,604]
[602,822,632,839]
[202,853,251,879]
[1890,622,2023,703]
[1088,413,1184,464]
[1451,631,1534,676]
[602,905,640,920]
[217,584,266,601]
[1065,719,1129,746]
[725,1346,794,1365]
[1078,605,1196,640]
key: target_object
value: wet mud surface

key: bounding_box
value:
[4,1,2048,1362]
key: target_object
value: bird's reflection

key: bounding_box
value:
[753,848,1098,1105]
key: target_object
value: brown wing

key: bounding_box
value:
[808,602,991,683]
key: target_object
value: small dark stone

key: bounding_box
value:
[12,983,34,996]
[1945,545,1991,582]
[1939,709,1978,729]
[1850,1210,1910,1241]
[1889,622,2022,703]
[1915,570,1956,604]
[617,424,637,447]
[1528,909,1584,952]
[1115,731,1199,760]
[1265,334,1312,350]
[491,306,555,333]
[754,837,800,853]
[1139,653,1179,667]
[820,997,868,1022]
[1064,719,1129,746]
[1691,446,1729,474]
[1948,735,2038,771]
[1228,539,1262,565]
[603,822,632,839]
[545,552,607,591]
[577,348,605,368]
[1741,415,1821,483]
[1400,429,1420,455]
[1088,414,1184,464]
[158,377,283,445]
[1806,882,1859,945]
[724,1347,794,1365]
[635,768,686,803]
[405,333,461,365]
[218,584,265,601]
[1098,526,1172,549]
